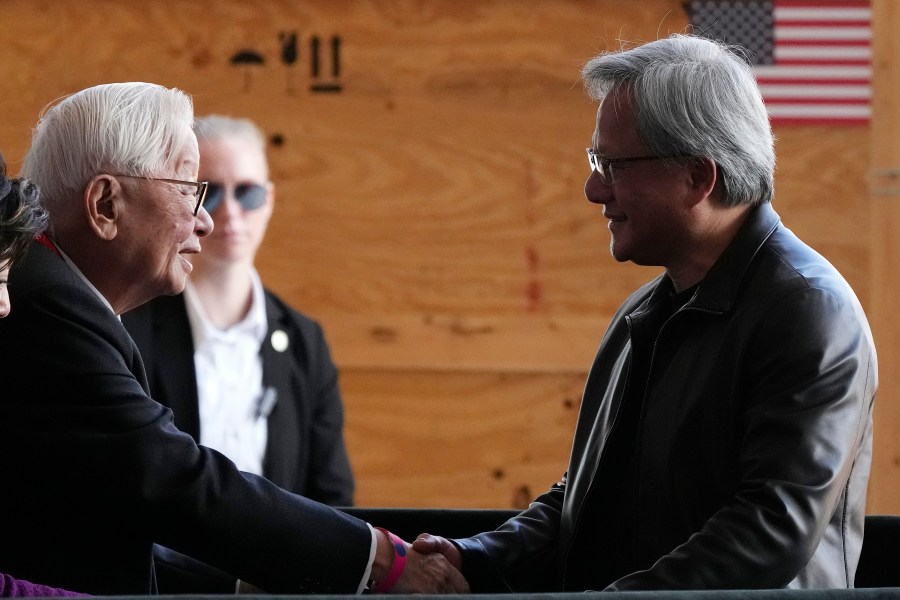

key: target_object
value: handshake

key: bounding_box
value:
[370,529,470,594]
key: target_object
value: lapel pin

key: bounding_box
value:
[270,329,289,352]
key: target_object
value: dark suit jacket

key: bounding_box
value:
[121,291,354,505]
[0,240,371,595]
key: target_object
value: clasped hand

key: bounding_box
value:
[388,533,469,594]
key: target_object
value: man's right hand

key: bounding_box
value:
[371,528,469,593]
[393,542,469,593]
[411,533,463,570]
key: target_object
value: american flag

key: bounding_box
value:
[687,0,872,126]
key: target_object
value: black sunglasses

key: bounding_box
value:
[203,182,268,213]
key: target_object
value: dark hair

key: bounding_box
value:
[1,152,48,268]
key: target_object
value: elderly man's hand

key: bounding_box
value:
[391,540,469,594]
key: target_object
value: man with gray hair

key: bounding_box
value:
[415,33,876,591]
[0,82,468,596]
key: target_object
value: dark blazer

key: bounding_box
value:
[0,240,371,595]
[121,291,354,505]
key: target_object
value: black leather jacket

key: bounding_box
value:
[457,203,877,591]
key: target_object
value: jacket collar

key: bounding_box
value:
[687,202,781,314]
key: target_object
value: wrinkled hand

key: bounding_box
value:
[392,536,469,594]
[411,533,463,570]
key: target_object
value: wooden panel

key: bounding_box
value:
[868,0,900,514]
[323,314,605,373]
[769,126,870,309]
[341,369,584,508]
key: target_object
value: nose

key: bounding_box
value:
[222,190,245,216]
[584,170,612,205]
[0,290,10,318]
[195,205,215,238]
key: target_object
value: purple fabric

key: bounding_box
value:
[0,572,88,597]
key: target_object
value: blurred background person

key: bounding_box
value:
[123,114,353,505]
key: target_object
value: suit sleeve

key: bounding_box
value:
[0,275,372,594]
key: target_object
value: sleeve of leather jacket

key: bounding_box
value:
[454,476,566,592]
[607,285,876,590]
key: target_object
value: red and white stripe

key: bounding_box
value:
[755,0,871,125]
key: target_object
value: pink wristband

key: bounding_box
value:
[372,528,407,593]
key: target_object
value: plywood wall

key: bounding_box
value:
[0,0,891,511]
[867,0,900,514]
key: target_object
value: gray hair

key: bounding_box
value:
[581,34,775,207]
[20,82,195,215]
[193,114,269,178]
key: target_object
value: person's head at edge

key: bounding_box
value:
[191,114,274,274]
[19,82,214,315]
[0,152,48,318]
[581,33,775,291]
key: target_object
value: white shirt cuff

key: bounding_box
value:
[358,523,378,594]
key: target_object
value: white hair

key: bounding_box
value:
[21,82,195,215]
[193,114,269,178]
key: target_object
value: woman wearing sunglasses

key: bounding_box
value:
[122,115,354,508]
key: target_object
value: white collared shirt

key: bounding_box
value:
[183,270,269,476]
[186,274,378,594]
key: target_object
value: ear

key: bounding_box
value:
[684,156,718,207]
[84,174,121,241]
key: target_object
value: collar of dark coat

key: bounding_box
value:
[692,202,780,313]
[637,202,781,318]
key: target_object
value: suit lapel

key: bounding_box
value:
[261,293,306,491]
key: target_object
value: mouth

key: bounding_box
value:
[178,246,200,268]
[217,228,243,241]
